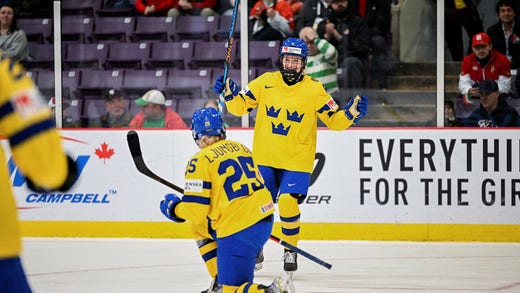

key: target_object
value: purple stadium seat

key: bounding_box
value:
[147,41,194,70]
[23,43,54,70]
[235,40,279,69]
[166,69,213,99]
[131,16,176,42]
[62,0,103,16]
[336,67,347,89]
[78,69,124,99]
[174,16,218,42]
[122,69,168,99]
[64,43,108,70]
[35,70,81,100]
[18,18,52,44]
[61,16,94,43]
[214,15,240,41]
[105,42,151,70]
[91,16,136,43]
[176,98,207,121]
[190,41,237,69]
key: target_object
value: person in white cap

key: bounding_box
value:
[129,89,187,129]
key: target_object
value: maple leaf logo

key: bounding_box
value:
[95,142,115,164]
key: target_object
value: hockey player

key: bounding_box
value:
[160,107,294,293]
[214,37,368,275]
[0,54,78,291]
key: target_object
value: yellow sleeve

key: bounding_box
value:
[0,53,69,189]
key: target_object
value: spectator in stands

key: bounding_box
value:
[0,4,28,62]
[250,0,294,41]
[487,0,520,97]
[462,79,520,127]
[105,0,134,9]
[48,97,79,128]
[129,89,188,129]
[459,32,512,105]
[350,0,392,89]
[299,26,339,93]
[90,89,133,128]
[444,99,462,126]
[294,0,333,35]
[215,0,235,15]
[168,0,218,16]
[135,0,174,16]
[319,0,370,89]
[444,0,483,62]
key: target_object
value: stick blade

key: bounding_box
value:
[127,130,142,158]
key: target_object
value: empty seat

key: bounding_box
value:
[64,43,108,70]
[236,40,279,69]
[131,16,176,42]
[122,69,168,99]
[190,41,236,69]
[214,15,240,41]
[23,43,54,70]
[336,67,347,89]
[105,42,151,70]
[18,18,52,44]
[35,70,80,100]
[62,0,103,16]
[174,16,218,41]
[165,69,212,99]
[91,16,136,43]
[147,41,194,70]
[61,16,94,43]
[78,69,124,99]
[176,98,208,122]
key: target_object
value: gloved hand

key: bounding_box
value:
[214,75,239,101]
[344,95,368,124]
[160,193,185,223]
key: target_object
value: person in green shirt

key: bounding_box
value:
[129,89,187,129]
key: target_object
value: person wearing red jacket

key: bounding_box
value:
[459,32,512,105]
[135,0,174,16]
[129,90,188,129]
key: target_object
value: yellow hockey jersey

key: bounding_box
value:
[0,54,70,258]
[225,71,354,173]
[175,139,274,238]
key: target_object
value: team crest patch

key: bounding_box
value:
[11,88,46,118]
[185,179,203,192]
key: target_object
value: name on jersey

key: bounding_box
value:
[204,142,252,162]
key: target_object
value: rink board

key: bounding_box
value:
[5,128,520,241]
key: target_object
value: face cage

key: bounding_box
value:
[279,55,307,83]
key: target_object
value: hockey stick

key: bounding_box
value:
[217,0,241,116]
[126,130,332,270]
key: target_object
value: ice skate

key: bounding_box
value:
[282,249,297,272]
[264,276,296,293]
[201,276,222,293]
[255,249,264,271]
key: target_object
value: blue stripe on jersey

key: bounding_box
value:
[280,214,300,223]
[182,195,210,205]
[0,100,14,119]
[9,119,55,147]
[203,181,212,189]
[282,226,300,236]
[245,90,256,101]
[243,283,253,292]
[201,248,217,262]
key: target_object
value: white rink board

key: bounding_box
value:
[7,128,520,224]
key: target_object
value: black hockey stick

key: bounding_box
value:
[217,0,241,116]
[126,130,332,270]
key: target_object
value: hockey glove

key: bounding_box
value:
[214,75,239,101]
[160,193,186,223]
[344,95,368,124]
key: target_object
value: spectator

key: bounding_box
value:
[463,79,520,126]
[215,0,235,15]
[0,4,28,62]
[299,26,339,93]
[0,52,78,293]
[351,0,392,89]
[444,99,462,126]
[89,89,133,128]
[129,89,188,129]
[135,0,174,16]
[168,0,218,16]
[294,0,333,35]
[445,0,483,61]
[48,97,79,128]
[459,32,512,104]
[250,0,294,40]
[318,0,370,89]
